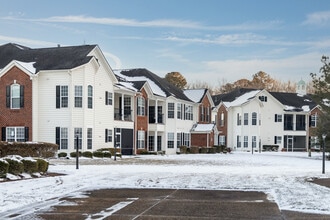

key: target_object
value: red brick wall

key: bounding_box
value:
[136,88,148,149]
[0,66,32,140]
[191,132,214,147]
[217,105,228,138]
[198,95,212,124]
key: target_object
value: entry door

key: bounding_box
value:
[287,136,293,152]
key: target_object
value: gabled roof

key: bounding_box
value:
[270,92,317,112]
[0,43,97,73]
[115,68,191,101]
[183,89,208,103]
[212,88,257,106]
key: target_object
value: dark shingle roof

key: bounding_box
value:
[0,43,97,73]
[212,88,257,106]
[119,68,191,101]
[270,92,317,112]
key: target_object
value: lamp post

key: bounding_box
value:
[322,134,327,174]
[76,132,79,170]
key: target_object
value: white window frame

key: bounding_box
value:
[75,85,83,108]
[137,130,145,149]
[11,84,20,109]
[6,127,25,142]
[137,97,145,116]
[167,132,174,148]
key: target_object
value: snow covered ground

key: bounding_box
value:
[1,151,330,216]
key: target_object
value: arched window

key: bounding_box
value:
[6,83,24,109]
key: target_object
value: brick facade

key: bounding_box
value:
[0,66,32,141]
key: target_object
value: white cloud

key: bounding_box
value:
[103,52,122,69]
[302,11,330,26]
[202,53,322,84]
[0,35,56,47]
[1,15,282,31]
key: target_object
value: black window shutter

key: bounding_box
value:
[56,86,60,108]
[1,127,6,141]
[275,114,277,122]
[105,129,108,142]
[105,91,108,105]
[6,86,10,108]
[55,127,60,146]
[20,85,24,107]
[274,136,277,144]
[24,127,29,141]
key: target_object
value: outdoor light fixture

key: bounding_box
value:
[322,134,327,174]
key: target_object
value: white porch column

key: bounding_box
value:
[155,99,158,123]
[155,131,158,151]
[121,94,124,121]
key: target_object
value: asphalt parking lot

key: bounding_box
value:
[28,188,329,220]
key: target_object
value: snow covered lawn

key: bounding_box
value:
[1,151,330,215]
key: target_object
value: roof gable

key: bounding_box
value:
[0,43,96,72]
[270,92,317,112]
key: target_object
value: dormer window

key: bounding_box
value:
[6,84,24,109]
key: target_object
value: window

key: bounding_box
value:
[74,128,82,149]
[252,136,257,149]
[200,106,204,121]
[206,107,210,122]
[11,84,21,109]
[220,112,225,127]
[55,127,68,150]
[252,112,257,125]
[237,136,241,148]
[88,85,93,109]
[244,136,248,148]
[168,103,175,118]
[185,105,193,120]
[275,114,282,122]
[105,129,112,142]
[184,133,190,147]
[87,128,92,149]
[296,115,306,131]
[6,127,26,142]
[105,91,113,105]
[284,114,293,130]
[56,85,68,108]
[177,104,182,119]
[310,114,317,127]
[177,133,182,147]
[148,136,155,151]
[137,131,145,149]
[137,97,145,116]
[219,135,226,146]
[124,97,132,120]
[237,113,241,125]
[167,132,174,148]
[244,113,248,125]
[75,86,83,108]
[274,136,282,144]
[259,96,267,102]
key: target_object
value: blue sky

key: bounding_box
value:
[1,0,330,87]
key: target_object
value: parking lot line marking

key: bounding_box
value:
[132,189,178,220]
[85,198,138,220]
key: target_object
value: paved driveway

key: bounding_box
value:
[34,189,279,219]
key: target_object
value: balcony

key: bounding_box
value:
[114,108,132,121]
[149,113,164,124]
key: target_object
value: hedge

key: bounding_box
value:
[22,158,38,174]
[0,141,58,158]
[5,156,24,175]
[0,159,9,178]
[36,158,49,173]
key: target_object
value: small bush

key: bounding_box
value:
[5,156,24,175]
[93,151,104,158]
[208,147,216,154]
[179,146,189,154]
[200,147,208,154]
[0,141,58,158]
[70,151,82,158]
[58,152,67,158]
[22,158,38,174]
[190,146,200,154]
[36,158,49,173]
[103,151,112,158]
[82,151,93,158]
[0,159,9,178]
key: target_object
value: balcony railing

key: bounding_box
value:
[114,108,132,121]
